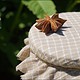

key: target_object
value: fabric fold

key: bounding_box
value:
[35,67,56,80]
[16,46,80,80]
[54,69,80,79]
[16,52,39,73]
[16,45,30,61]
[21,62,48,80]
[24,38,29,45]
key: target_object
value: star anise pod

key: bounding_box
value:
[35,13,67,34]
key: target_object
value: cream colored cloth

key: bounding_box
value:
[54,69,80,80]
[16,46,56,80]
[16,38,57,80]
[29,12,80,69]
[16,12,80,80]
[16,38,80,80]
[16,48,80,80]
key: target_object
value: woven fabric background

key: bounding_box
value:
[29,12,80,69]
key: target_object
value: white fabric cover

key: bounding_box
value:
[16,46,80,80]
[29,12,80,69]
[16,12,80,80]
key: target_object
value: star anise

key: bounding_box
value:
[35,13,67,34]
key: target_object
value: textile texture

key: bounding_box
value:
[29,12,80,69]
[16,47,80,80]
[16,12,80,80]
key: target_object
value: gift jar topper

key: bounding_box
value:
[35,13,67,34]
